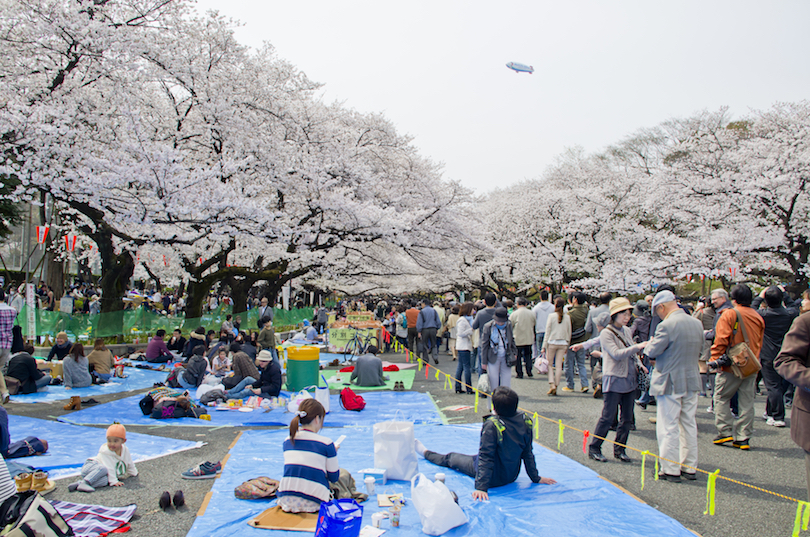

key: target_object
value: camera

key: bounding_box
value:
[707,354,732,371]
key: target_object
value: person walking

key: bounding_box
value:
[541,297,571,396]
[564,292,590,393]
[587,298,647,463]
[532,290,554,359]
[417,300,443,365]
[481,307,517,391]
[644,290,704,481]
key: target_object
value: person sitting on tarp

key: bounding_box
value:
[87,338,114,382]
[0,406,48,459]
[415,386,557,500]
[167,329,186,353]
[172,346,210,390]
[252,350,282,398]
[350,346,386,387]
[7,344,51,394]
[46,332,72,361]
[182,327,207,359]
[145,329,173,363]
[277,398,339,513]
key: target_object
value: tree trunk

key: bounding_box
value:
[184,278,211,319]
[43,249,64,301]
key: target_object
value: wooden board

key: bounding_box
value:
[248,505,318,532]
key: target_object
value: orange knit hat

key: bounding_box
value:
[106,423,127,441]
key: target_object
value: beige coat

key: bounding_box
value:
[775,313,810,451]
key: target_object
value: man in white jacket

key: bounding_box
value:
[532,290,554,359]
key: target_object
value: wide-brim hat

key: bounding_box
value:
[608,297,633,316]
[257,350,274,363]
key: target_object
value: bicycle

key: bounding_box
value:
[342,326,379,362]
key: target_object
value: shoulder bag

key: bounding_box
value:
[727,309,762,379]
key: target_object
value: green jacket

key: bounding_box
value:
[569,304,590,344]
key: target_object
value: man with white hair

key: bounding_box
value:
[644,290,704,482]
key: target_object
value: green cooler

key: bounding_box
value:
[286,346,321,392]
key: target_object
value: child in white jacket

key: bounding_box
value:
[69,424,138,492]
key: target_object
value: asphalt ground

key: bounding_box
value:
[7,350,806,537]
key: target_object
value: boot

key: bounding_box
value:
[31,471,55,494]
[14,473,32,492]
[63,396,81,411]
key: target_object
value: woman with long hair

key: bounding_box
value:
[64,343,92,389]
[276,399,339,513]
[542,297,571,396]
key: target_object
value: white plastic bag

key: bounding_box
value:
[411,473,468,535]
[477,372,490,393]
[286,389,313,414]
[373,420,418,481]
[315,375,330,413]
[534,354,549,375]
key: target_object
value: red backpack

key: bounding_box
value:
[339,387,366,411]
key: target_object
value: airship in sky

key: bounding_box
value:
[506,62,534,74]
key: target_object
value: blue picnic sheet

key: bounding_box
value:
[9,367,167,404]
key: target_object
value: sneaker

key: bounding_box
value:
[561,387,574,392]
[182,461,221,479]
[706,406,714,414]
[713,434,733,445]
[580,387,589,393]
[767,418,786,428]
[762,412,770,421]
[732,439,750,450]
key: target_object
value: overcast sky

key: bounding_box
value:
[194,0,810,193]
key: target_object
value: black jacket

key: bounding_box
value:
[253,359,282,397]
[476,412,541,491]
[167,336,186,352]
[753,296,799,363]
[6,353,45,394]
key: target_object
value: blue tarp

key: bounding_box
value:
[188,425,696,537]
[58,391,443,428]
[9,367,167,404]
[7,415,203,479]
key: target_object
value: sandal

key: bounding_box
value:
[234,477,280,500]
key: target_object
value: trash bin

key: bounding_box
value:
[286,346,320,392]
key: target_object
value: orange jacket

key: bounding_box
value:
[710,305,765,365]
[405,308,419,329]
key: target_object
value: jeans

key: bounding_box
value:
[565,346,588,390]
[227,376,257,400]
[177,373,196,390]
[515,345,533,377]
[534,332,545,359]
[590,390,635,456]
[455,350,473,393]
[424,450,478,478]
[35,375,51,389]
[472,347,481,375]
[95,373,111,382]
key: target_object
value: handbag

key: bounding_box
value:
[373,419,418,481]
[477,372,491,392]
[314,375,330,413]
[314,499,363,537]
[727,309,762,379]
[0,490,74,536]
[534,353,549,375]
[411,473,468,535]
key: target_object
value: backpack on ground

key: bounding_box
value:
[339,388,366,411]
[0,490,74,536]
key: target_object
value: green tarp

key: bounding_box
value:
[14,305,313,339]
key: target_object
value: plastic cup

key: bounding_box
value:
[435,473,446,483]
[364,476,375,494]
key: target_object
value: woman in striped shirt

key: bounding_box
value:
[277,399,339,513]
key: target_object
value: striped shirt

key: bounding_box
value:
[0,456,16,504]
[278,430,339,503]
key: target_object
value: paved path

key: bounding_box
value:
[8,351,805,537]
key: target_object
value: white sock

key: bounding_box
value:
[414,439,426,457]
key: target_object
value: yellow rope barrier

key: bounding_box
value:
[413,357,808,509]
